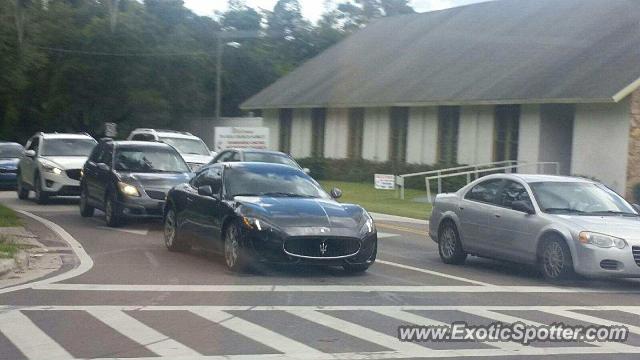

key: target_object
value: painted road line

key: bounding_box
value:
[287,309,430,354]
[375,259,495,286]
[30,283,640,293]
[191,309,324,355]
[86,309,201,357]
[377,232,398,239]
[0,210,94,295]
[371,308,525,351]
[371,212,428,225]
[96,226,149,236]
[0,310,73,360]
[543,309,640,335]
[377,223,427,236]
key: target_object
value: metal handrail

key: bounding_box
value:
[425,162,560,203]
[396,160,519,199]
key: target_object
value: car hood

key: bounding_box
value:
[556,215,640,243]
[41,156,88,170]
[0,158,19,169]
[235,197,366,237]
[119,172,192,190]
[181,154,212,165]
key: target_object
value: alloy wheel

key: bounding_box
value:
[105,199,113,223]
[440,227,457,259]
[543,242,564,279]
[164,210,176,248]
[225,226,240,269]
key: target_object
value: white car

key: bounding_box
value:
[127,129,214,171]
[17,133,97,204]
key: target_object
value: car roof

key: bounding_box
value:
[0,142,23,147]
[111,140,174,149]
[225,149,289,156]
[40,133,95,140]
[223,161,304,172]
[130,129,199,139]
[480,173,596,184]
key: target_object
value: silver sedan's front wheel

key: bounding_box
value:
[540,237,573,281]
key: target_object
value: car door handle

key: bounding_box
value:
[459,206,465,211]
[494,214,501,218]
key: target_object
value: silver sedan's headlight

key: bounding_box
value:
[579,232,627,249]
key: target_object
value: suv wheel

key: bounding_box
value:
[438,222,467,264]
[105,192,122,227]
[34,174,49,204]
[16,173,29,200]
[79,184,95,217]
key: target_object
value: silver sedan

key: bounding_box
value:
[428,174,640,281]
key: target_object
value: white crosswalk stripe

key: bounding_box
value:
[0,306,639,359]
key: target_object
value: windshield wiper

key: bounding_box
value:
[233,193,261,197]
[261,192,316,198]
[543,208,585,214]
[587,210,639,217]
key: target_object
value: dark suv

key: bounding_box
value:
[79,140,192,227]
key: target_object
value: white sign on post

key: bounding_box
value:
[104,122,117,137]
[374,174,396,190]
[214,127,269,151]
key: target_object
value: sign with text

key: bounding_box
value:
[104,122,117,137]
[214,127,269,151]
[374,174,396,190]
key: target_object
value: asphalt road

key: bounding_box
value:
[1,191,640,360]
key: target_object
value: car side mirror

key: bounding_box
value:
[512,200,535,214]
[198,185,217,199]
[25,150,36,158]
[330,187,343,199]
[97,163,110,172]
[303,167,311,174]
[633,204,640,213]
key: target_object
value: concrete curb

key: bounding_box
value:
[0,258,16,277]
[370,212,428,225]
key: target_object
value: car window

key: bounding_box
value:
[100,145,113,166]
[132,134,155,141]
[215,151,233,163]
[41,138,96,157]
[498,180,532,208]
[193,166,222,194]
[229,151,241,162]
[159,137,210,156]
[465,179,504,205]
[243,152,299,168]
[114,146,190,173]
[27,137,39,153]
[0,144,24,158]
[88,144,104,163]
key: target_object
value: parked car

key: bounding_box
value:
[80,140,192,227]
[127,129,213,171]
[429,174,640,281]
[17,133,97,203]
[0,142,24,189]
[210,148,308,172]
[163,162,377,272]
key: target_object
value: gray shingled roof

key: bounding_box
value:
[241,0,640,109]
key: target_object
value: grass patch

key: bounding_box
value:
[320,181,432,220]
[0,204,20,227]
[0,236,20,259]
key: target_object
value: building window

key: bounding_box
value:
[279,108,292,154]
[311,108,326,158]
[494,105,520,162]
[437,106,460,165]
[347,108,364,159]
[389,107,409,163]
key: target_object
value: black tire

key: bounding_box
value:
[79,183,95,218]
[34,173,49,204]
[343,242,377,273]
[164,206,190,252]
[16,173,29,200]
[224,222,248,272]
[438,221,467,265]
[104,192,122,227]
[539,236,574,282]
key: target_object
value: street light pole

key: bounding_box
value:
[215,35,223,123]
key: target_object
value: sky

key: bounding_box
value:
[183,0,487,22]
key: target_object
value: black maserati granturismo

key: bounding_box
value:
[163,162,377,272]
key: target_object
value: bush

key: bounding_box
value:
[296,158,469,192]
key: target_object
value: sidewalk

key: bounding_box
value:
[370,212,428,225]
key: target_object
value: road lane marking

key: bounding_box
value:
[287,309,430,354]
[371,308,525,351]
[371,212,428,225]
[0,210,94,295]
[377,223,427,236]
[377,232,398,239]
[543,309,640,336]
[0,310,73,360]
[191,309,324,355]
[96,226,149,236]
[86,309,201,357]
[375,260,496,286]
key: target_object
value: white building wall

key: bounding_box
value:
[572,99,631,194]
[539,105,575,175]
[406,107,438,164]
[362,108,390,162]
[290,109,312,158]
[458,106,494,165]
[262,109,279,151]
[324,108,349,159]
[517,105,542,172]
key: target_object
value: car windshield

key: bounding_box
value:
[243,152,300,168]
[41,138,96,157]
[0,144,23,158]
[225,166,328,199]
[114,147,190,173]
[159,137,210,156]
[529,182,636,215]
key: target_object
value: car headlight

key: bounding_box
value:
[242,216,267,231]
[41,162,63,175]
[117,182,140,197]
[360,215,375,236]
[579,232,627,249]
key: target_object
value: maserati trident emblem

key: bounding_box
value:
[319,240,328,255]
[319,227,330,233]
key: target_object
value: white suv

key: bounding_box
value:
[127,129,214,171]
[17,133,97,204]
